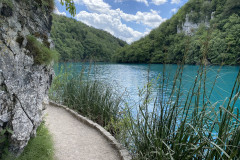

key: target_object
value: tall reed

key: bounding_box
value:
[115,31,240,159]
[117,64,240,159]
[49,65,122,129]
[49,62,240,159]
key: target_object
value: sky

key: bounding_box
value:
[54,0,189,43]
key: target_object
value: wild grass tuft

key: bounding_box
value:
[3,122,54,160]
[50,63,240,159]
[117,65,240,159]
[49,65,122,130]
[26,35,59,65]
[39,0,55,10]
[1,0,14,9]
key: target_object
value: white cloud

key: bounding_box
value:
[54,7,67,16]
[72,0,166,43]
[73,0,84,5]
[114,0,124,2]
[171,0,180,4]
[114,0,149,6]
[81,0,111,13]
[151,0,167,5]
[80,0,165,27]
[171,8,177,14]
[120,10,166,28]
[76,11,147,43]
[136,0,149,6]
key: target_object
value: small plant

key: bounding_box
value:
[1,0,14,9]
[2,122,54,160]
[0,127,13,159]
[26,35,59,65]
[34,0,55,11]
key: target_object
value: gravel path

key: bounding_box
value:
[45,105,120,160]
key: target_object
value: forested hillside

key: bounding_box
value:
[51,15,127,62]
[113,0,240,65]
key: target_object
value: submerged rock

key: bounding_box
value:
[0,0,54,155]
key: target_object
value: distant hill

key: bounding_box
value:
[51,14,127,62]
[113,0,240,65]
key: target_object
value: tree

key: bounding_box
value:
[60,0,76,16]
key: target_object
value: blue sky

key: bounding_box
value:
[55,0,188,43]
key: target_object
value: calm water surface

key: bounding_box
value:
[55,63,240,110]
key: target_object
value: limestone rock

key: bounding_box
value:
[0,0,54,155]
[177,14,210,36]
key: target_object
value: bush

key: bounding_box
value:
[26,35,59,65]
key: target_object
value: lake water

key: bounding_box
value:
[55,63,240,111]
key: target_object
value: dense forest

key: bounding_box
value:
[51,15,127,62]
[113,0,240,65]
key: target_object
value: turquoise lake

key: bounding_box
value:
[55,63,240,111]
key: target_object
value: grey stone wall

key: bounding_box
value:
[0,0,54,155]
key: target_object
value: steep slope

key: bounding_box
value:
[0,0,54,156]
[51,15,127,62]
[114,0,240,65]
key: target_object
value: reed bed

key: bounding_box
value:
[118,65,240,159]
[49,65,122,128]
[49,63,240,159]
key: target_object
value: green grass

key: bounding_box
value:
[49,65,122,132]
[26,35,59,65]
[3,122,54,160]
[50,63,240,160]
[41,0,55,10]
[118,66,240,159]
[1,0,14,9]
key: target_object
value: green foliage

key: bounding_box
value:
[3,122,54,160]
[26,35,59,65]
[40,0,55,10]
[1,0,13,9]
[49,65,122,129]
[50,63,240,159]
[0,128,13,159]
[114,0,240,65]
[51,15,127,62]
[59,0,76,16]
[114,65,240,159]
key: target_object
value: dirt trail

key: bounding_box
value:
[45,105,120,160]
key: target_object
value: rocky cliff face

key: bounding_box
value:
[0,0,54,155]
[177,14,210,35]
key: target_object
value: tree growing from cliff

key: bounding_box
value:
[60,0,76,16]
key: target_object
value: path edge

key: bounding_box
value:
[49,101,132,160]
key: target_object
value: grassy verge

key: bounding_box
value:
[3,122,54,160]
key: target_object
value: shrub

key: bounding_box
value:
[26,35,59,65]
